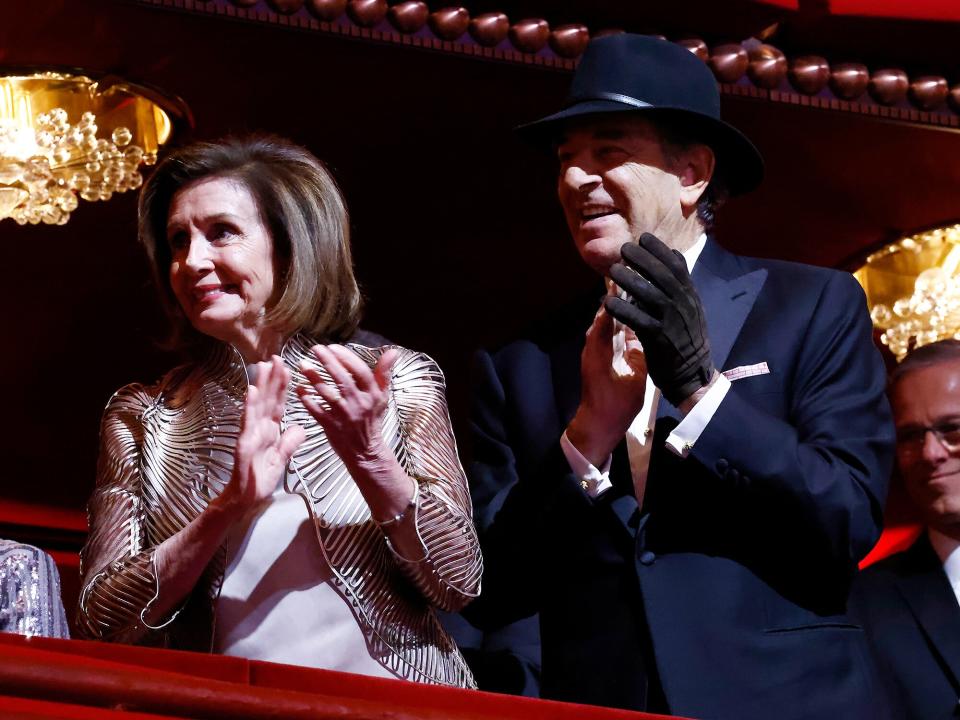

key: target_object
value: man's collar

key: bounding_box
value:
[604,233,708,297]
[928,526,960,583]
[682,233,708,274]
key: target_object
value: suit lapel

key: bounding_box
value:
[658,239,767,420]
[554,245,768,538]
[605,442,642,540]
[896,535,960,689]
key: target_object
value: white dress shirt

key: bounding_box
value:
[561,234,731,500]
[928,527,960,609]
[215,475,399,678]
[214,364,399,677]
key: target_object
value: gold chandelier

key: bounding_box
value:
[855,223,960,361]
[0,72,184,225]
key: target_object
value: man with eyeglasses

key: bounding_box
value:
[851,339,960,720]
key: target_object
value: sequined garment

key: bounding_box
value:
[78,336,481,687]
[0,540,69,639]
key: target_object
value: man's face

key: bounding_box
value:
[556,115,685,275]
[892,361,960,534]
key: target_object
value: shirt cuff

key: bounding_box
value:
[560,431,614,498]
[665,373,732,458]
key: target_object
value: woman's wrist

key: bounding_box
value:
[372,475,418,527]
[208,484,247,524]
[348,440,403,485]
[347,444,417,521]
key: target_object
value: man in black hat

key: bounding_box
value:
[466,34,894,719]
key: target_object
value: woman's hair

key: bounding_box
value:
[138,134,362,348]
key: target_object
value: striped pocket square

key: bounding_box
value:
[723,362,770,382]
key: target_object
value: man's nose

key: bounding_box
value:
[921,430,951,464]
[563,164,601,194]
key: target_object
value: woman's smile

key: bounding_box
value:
[192,283,238,304]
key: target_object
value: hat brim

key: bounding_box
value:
[516,100,764,197]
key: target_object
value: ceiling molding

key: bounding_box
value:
[134,0,960,130]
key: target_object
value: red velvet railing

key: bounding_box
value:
[0,492,917,719]
[0,634,678,720]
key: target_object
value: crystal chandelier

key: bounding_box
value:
[0,72,183,225]
[855,223,960,361]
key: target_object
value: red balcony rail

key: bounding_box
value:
[0,634,679,720]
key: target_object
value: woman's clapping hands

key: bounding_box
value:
[296,344,400,477]
[222,356,306,511]
[225,345,414,532]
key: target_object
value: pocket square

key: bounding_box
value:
[723,362,770,382]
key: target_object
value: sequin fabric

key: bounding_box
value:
[78,336,481,687]
[0,540,69,639]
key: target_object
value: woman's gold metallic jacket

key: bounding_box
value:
[78,335,482,687]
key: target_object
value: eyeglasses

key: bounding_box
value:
[896,423,960,454]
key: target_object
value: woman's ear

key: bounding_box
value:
[677,144,715,215]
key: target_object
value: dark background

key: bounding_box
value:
[0,0,958,512]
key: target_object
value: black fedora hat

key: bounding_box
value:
[518,34,764,196]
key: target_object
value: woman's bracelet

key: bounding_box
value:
[373,478,419,529]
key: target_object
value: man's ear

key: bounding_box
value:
[677,144,715,215]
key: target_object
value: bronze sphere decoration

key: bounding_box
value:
[909,76,949,110]
[677,38,709,62]
[708,44,749,84]
[950,85,960,112]
[746,44,787,90]
[788,56,830,95]
[388,1,428,33]
[213,0,960,126]
[267,0,304,13]
[509,18,550,54]
[829,63,870,100]
[429,7,470,41]
[868,69,909,105]
[549,24,590,59]
[307,0,347,21]
[469,12,509,47]
[346,0,387,28]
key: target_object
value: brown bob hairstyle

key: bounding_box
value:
[138,135,362,348]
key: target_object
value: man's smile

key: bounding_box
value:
[580,203,619,221]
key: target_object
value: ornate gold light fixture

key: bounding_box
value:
[854,223,960,360]
[0,72,184,225]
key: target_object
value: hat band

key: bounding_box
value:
[564,91,653,110]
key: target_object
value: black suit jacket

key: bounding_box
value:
[851,533,960,719]
[466,240,895,719]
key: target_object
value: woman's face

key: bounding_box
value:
[166,176,278,349]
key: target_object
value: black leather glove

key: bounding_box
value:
[604,233,714,407]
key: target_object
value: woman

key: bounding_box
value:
[78,136,481,687]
